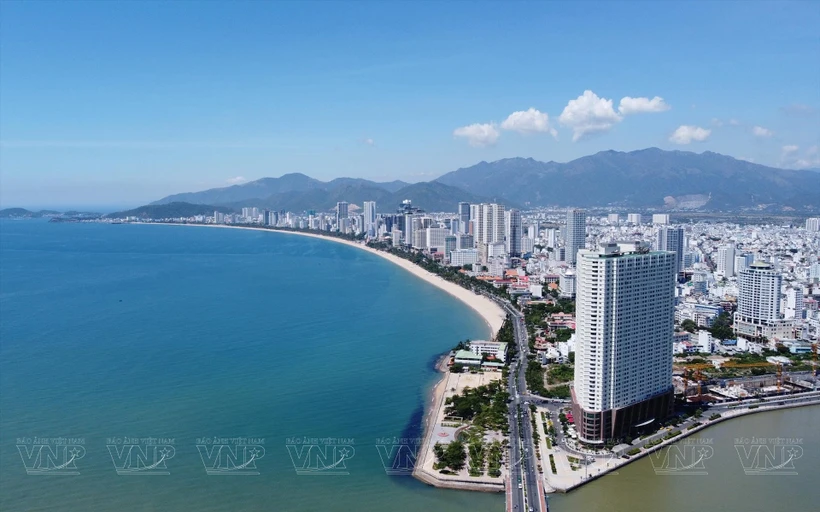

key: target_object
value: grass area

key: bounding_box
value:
[549,454,557,474]
[547,364,574,384]
[444,380,509,432]
[487,440,502,478]
[626,447,641,456]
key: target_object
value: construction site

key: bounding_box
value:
[674,344,819,404]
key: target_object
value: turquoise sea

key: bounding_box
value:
[0,221,503,512]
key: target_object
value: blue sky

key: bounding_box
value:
[1,0,819,209]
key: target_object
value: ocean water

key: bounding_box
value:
[0,221,503,512]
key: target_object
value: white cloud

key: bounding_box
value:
[669,125,711,144]
[711,118,724,127]
[618,96,670,115]
[501,108,557,137]
[362,138,375,146]
[728,119,740,126]
[780,145,820,169]
[453,123,500,147]
[558,90,622,142]
[226,176,247,185]
[752,126,773,138]
[738,156,755,163]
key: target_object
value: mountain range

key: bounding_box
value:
[150,148,820,212]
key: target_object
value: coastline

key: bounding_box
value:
[151,222,506,491]
[157,223,505,336]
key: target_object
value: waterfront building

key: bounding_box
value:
[505,208,523,257]
[363,201,376,236]
[572,241,676,444]
[565,208,587,265]
[466,340,509,362]
[336,202,349,232]
[456,233,474,249]
[473,203,506,245]
[458,202,470,232]
[425,227,448,253]
[656,226,685,276]
[444,235,457,263]
[391,229,402,247]
[450,248,479,267]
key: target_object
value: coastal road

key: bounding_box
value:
[493,297,547,512]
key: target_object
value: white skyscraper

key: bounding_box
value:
[805,218,820,232]
[362,201,376,236]
[716,245,736,277]
[565,208,586,265]
[652,213,670,224]
[656,226,684,275]
[734,261,784,339]
[572,242,676,444]
[607,213,620,225]
[627,213,642,225]
[505,209,522,256]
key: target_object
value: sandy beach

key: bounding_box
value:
[161,223,506,337]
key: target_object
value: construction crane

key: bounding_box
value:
[679,363,713,400]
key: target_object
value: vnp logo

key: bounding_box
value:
[286,436,355,476]
[107,437,175,475]
[735,437,803,476]
[17,437,86,475]
[375,437,420,476]
[649,439,714,475]
[197,436,266,476]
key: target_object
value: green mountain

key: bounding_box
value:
[152,174,410,206]
[106,202,234,219]
[435,148,820,209]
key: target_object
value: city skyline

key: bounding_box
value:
[2,1,819,207]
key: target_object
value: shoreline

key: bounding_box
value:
[156,223,505,336]
[541,392,820,494]
[147,222,506,491]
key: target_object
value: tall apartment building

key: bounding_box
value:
[607,213,620,225]
[652,213,670,224]
[806,218,820,232]
[734,261,787,339]
[656,226,684,275]
[627,213,642,225]
[505,208,522,257]
[362,201,376,236]
[716,245,736,277]
[336,202,349,232]
[572,242,676,444]
[425,227,448,252]
[565,208,587,266]
[785,287,804,320]
[458,202,471,233]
